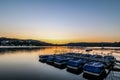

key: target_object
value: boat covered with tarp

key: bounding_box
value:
[39,55,50,62]
[46,55,55,63]
[67,59,88,70]
[83,62,105,76]
[54,56,72,66]
[103,56,115,67]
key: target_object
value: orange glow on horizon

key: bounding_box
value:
[0,34,120,44]
[39,38,120,44]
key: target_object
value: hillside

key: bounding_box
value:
[65,42,120,47]
[0,37,52,46]
[0,37,120,47]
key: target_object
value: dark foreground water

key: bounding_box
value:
[0,46,120,80]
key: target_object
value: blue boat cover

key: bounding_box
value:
[82,54,91,57]
[104,56,115,62]
[47,56,55,61]
[90,55,102,59]
[83,62,105,73]
[67,59,87,67]
[54,56,71,63]
[40,55,49,58]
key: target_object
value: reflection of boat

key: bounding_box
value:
[83,71,107,80]
[67,59,87,71]
[83,62,105,76]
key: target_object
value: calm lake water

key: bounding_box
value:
[0,46,120,80]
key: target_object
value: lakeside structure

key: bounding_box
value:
[39,52,120,79]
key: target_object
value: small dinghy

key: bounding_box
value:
[83,62,105,76]
[67,59,87,71]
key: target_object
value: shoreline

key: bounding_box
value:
[0,46,120,50]
[0,46,44,48]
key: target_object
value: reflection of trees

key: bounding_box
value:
[0,47,46,55]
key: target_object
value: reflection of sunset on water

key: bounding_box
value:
[0,46,120,80]
[33,47,120,58]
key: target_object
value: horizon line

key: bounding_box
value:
[0,37,120,44]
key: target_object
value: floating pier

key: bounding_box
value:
[39,52,120,78]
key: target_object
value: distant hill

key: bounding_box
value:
[0,37,52,46]
[0,37,120,47]
[65,42,120,47]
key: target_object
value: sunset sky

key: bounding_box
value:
[0,0,120,44]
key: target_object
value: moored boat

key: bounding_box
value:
[103,56,115,68]
[67,59,88,71]
[82,54,91,58]
[46,55,55,64]
[90,55,102,59]
[54,56,72,67]
[39,55,49,62]
[83,62,105,76]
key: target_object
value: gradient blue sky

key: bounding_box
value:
[0,0,120,44]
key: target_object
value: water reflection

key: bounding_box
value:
[0,47,45,55]
[83,72,107,80]
[66,68,83,75]
[0,46,120,80]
